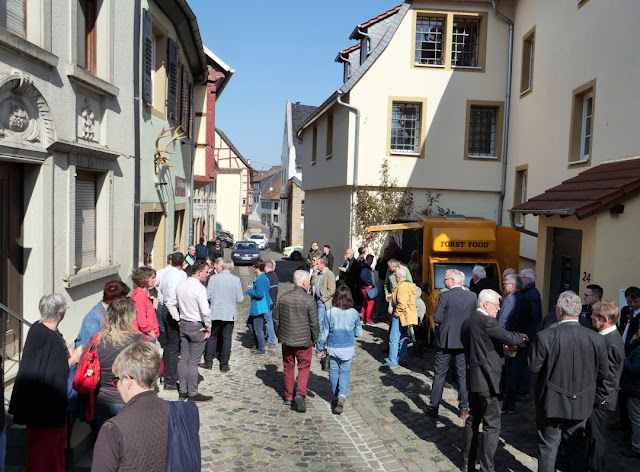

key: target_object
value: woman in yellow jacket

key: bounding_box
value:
[382,266,418,369]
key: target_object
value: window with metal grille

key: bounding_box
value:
[415,16,445,65]
[452,18,480,67]
[468,106,497,157]
[391,103,421,154]
[75,171,97,269]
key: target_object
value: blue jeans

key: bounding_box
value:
[316,301,327,352]
[247,314,266,353]
[329,356,353,399]
[264,310,276,344]
[388,316,408,366]
[89,400,126,437]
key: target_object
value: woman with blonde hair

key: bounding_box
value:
[85,297,153,436]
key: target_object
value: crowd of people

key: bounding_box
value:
[302,236,640,471]
[6,232,640,471]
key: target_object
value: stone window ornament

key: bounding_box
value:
[0,69,56,148]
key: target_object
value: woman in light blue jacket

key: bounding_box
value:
[246,259,272,354]
[317,285,362,414]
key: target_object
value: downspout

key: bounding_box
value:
[335,90,360,244]
[189,75,209,245]
[492,0,513,227]
[508,208,577,238]
[132,0,141,267]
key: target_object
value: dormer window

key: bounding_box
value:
[360,37,370,65]
[343,61,351,82]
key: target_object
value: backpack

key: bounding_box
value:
[166,401,201,471]
[72,334,101,421]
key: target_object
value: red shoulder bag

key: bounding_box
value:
[72,334,101,421]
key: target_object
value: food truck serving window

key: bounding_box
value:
[433,262,499,290]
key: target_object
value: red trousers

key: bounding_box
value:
[26,424,67,472]
[282,345,313,400]
[360,288,375,323]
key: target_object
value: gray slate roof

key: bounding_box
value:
[290,103,318,168]
[295,1,411,135]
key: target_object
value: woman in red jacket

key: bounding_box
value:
[131,266,159,340]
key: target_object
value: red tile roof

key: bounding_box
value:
[358,4,403,29]
[340,43,361,56]
[262,180,281,200]
[511,156,640,219]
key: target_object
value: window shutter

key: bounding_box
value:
[142,9,153,104]
[75,172,96,269]
[166,37,178,121]
[180,66,188,128]
[0,0,25,37]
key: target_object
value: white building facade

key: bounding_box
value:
[0,0,137,347]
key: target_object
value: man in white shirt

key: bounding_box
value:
[153,254,173,344]
[158,252,187,391]
[172,261,212,402]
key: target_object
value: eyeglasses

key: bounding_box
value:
[487,301,500,309]
[443,277,453,282]
[110,375,133,388]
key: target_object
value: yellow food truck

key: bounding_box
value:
[368,215,520,329]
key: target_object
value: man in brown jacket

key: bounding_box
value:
[273,270,319,413]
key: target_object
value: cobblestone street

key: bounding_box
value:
[155,250,636,471]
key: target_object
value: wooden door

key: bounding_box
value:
[0,161,23,358]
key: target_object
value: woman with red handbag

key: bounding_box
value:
[81,297,155,437]
[9,293,82,472]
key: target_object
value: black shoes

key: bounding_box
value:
[220,365,230,373]
[294,394,306,413]
[188,393,213,403]
[163,383,178,391]
[425,406,439,418]
[179,392,188,400]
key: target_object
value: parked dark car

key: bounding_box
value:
[231,241,259,265]
[216,230,234,248]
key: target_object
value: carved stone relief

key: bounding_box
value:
[77,97,100,143]
[0,69,56,148]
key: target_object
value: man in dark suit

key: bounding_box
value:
[461,289,528,471]
[426,269,477,419]
[469,265,499,296]
[586,301,625,471]
[529,290,608,472]
[500,274,532,413]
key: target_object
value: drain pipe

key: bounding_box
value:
[508,208,578,238]
[335,90,360,238]
[492,0,513,226]
[132,0,141,267]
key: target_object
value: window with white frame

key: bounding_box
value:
[569,82,595,164]
[261,201,271,210]
[514,168,527,226]
[390,102,421,155]
[274,202,279,211]
[75,170,97,269]
[580,92,593,161]
[468,106,497,158]
[451,17,480,67]
[414,16,445,66]
[520,28,535,94]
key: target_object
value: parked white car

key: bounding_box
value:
[249,233,268,250]
[282,245,303,260]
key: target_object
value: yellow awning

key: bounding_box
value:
[367,222,423,232]
[431,227,496,253]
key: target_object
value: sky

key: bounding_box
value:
[190,0,401,170]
